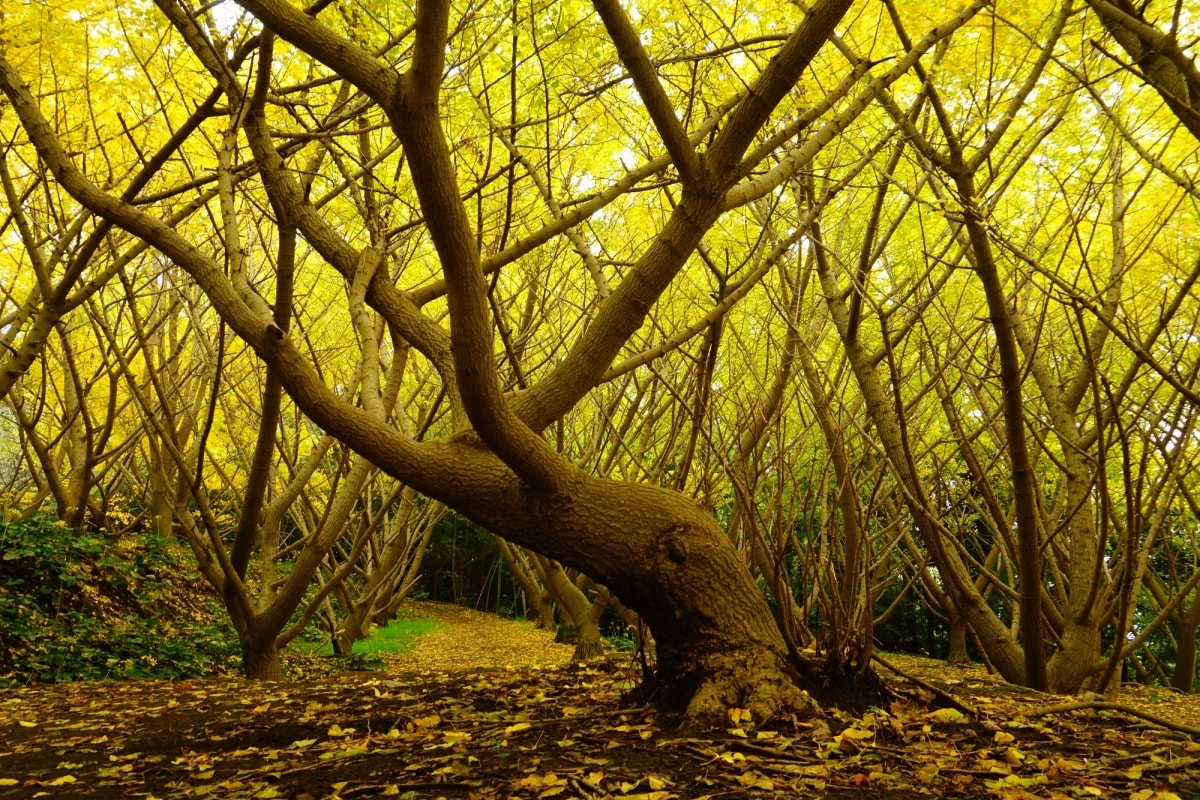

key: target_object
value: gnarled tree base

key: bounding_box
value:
[643,646,820,724]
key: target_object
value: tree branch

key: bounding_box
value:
[590,0,702,188]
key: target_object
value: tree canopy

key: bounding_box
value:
[3,0,1200,718]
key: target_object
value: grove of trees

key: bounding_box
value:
[3,0,1200,720]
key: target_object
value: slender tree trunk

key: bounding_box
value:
[947,613,970,666]
[955,183,1048,692]
[1172,619,1198,693]
[496,538,557,630]
[539,558,606,659]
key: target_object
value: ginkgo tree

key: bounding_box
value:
[4,0,1200,717]
[0,0,943,717]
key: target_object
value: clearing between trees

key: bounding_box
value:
[2,602,1198,799]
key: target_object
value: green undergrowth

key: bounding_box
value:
[0,515,239,687]
[355,616,441,656]
[314,615,442,671]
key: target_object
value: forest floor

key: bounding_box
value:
[2,601,1199,799]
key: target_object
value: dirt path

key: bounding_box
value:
[384,599,576,672]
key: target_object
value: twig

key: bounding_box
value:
[872,653,977,716]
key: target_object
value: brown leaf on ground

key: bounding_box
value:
[2,605,1199,799]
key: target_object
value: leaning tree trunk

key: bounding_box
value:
[430,459,822,720]
[496,538,557,631]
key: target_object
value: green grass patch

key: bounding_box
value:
[357,616,441,656]
[319,615,441,660]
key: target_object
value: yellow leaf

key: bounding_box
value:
[327,724,347,737]
[413,714,441,728]
[646,774,669,789]
[505,722,532,735]
[929,708,966,724]
[840,726,875,740]
[290,738,317,749]
[252,703,270,713]
[993,731,1015,745]
[18,720,37,728]
[727,707,751,725]
[47,775,78,786]
[0,780,18,787]
[736,771,774,791]
[381,786,400,796]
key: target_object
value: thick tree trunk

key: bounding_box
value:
[279,427,836,720]
[240,633,284,681]
[450,473,820,720]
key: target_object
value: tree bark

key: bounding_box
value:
[496,538,557,630]
[439,463,817,719]
[240,631,285,682]
[947,613,970,666]
[1171,619,1198,693]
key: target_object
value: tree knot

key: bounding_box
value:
[657,527,689,565]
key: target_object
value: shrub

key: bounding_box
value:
[0,515,239,687]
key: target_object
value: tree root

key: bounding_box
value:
[1025,697,1200,737]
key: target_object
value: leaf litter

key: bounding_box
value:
[1,603,1199,799]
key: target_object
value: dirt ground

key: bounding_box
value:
[2,601,1199,799]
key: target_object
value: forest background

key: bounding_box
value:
[2,0,1200,723]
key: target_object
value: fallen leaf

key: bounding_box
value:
[736,770,774,791]
[929,708,967,724]
[841,726,875,740]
